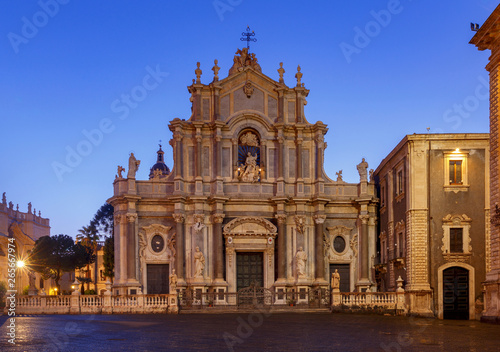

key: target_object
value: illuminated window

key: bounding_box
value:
[449,160,462,185]
[444,151,468,190]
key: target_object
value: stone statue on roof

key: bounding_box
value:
[229,48,262,75]
[127,153,140,179]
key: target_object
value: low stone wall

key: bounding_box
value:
[11,293,179,315]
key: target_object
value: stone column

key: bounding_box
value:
[232,138,238,178]
[275,214,287,281]
[126,213,137,280]
[215,135,222,178]
[315,135,324,181]
[359,215,370,282]
[196,133,202,178]
[297,138,303,180]
[117,214,127,282]
[314,214,326,281]
[260,140,266,180]
[212,213,225,281]
[173,214,185,280]
[174,133,183,178]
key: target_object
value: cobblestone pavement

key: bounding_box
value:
[1,312,500,351]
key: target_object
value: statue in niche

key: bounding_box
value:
[170,269,178,292]
[357,158,369,182]
[241,152,258,182]
[127,153,140,179]
[194,246,205,278]
[296,247,307,278]
[331,269,341,290]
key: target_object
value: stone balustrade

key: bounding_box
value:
[12,293,178,315]
[331,291,407,314]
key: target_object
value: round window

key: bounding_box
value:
[151,234,165,253]
[333,236,346,253]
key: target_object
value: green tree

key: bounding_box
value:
[29,234,94,294]
[76,224,99,290]
[102,236,114,283]
[91,203,114,284]
[90,203,114,238]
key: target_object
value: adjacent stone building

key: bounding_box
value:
[374,134,489,319]
[0,193,51,293]
[470,3,500,323]
[108,48,378,300]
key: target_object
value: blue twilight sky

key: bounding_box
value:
[0,0,496,238]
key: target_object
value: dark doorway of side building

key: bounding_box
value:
[237,252,263,291]
[443,266,469,320]
[330,263,350,292]
[147,264,169,294]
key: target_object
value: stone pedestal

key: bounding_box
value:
[406,290,433,317]
[331,289,341,307]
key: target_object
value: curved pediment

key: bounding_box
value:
[223,217,277,235]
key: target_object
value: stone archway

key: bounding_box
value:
[223,217,277,295]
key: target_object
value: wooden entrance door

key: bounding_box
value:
[443,267,469,320]
[236,252,263,291]
[147,264,169,294]
[330,264,350,292]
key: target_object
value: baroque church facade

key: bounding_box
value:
[108,48,378,299]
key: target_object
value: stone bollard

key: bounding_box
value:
[395,276,407,314]
[70,279,81,314]
[102,279,112,314]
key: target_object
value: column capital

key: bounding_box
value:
[114,214,125,225]
[275,213,287,224]
[359,214,370,224]
[174,133,183,142]
[126,213,137,223]
[313,214,326,224]
[212,213,225,223]
[173,213,185,223]
[195,135,202,143]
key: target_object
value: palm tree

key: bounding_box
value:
[76,224,99,291]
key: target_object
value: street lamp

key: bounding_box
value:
[16,260,25,268]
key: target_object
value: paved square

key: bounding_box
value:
[2,313,500,351]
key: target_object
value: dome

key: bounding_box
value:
[149,144,170,179]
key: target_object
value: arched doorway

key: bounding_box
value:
[443,266,469,320]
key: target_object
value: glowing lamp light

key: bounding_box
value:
[453,148,460,153]
[16,260,25,268]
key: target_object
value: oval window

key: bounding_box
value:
[333,236,346,253]
[151,234,165,253]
